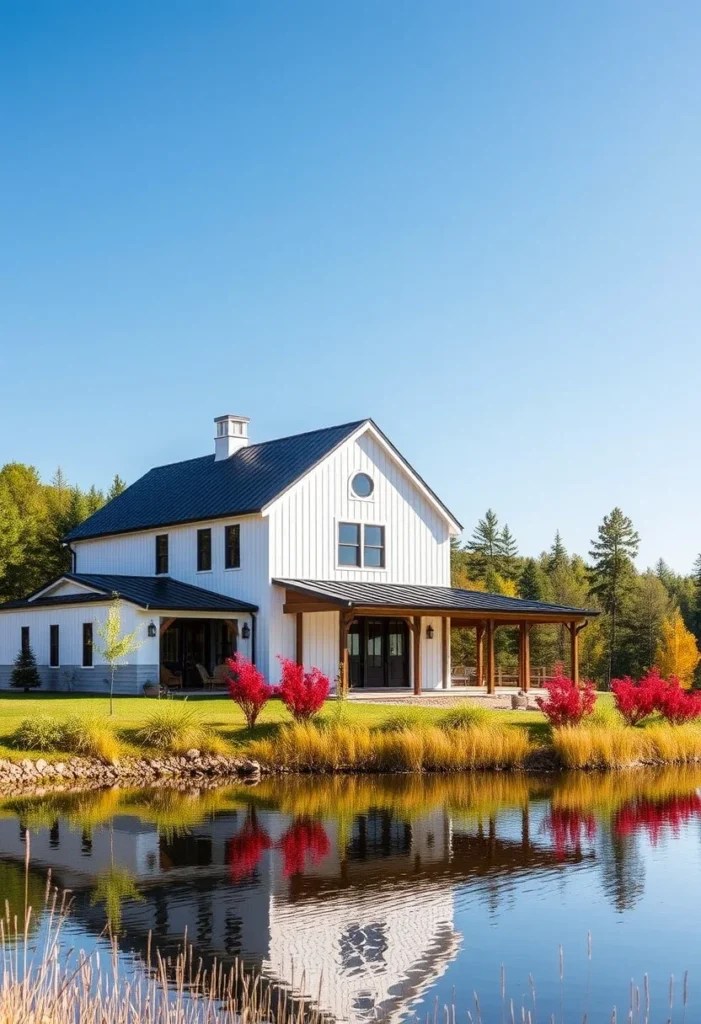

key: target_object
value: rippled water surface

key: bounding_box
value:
[2,769,701,1021]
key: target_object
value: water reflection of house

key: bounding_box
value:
[0,802,591,1023]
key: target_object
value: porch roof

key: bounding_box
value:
[1,573,258,613]
[274,578,598,622]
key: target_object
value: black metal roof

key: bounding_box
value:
[274,579,598,617]
[0,574,257,613]
[65,421,366,542]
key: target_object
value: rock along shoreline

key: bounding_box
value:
[0,751,266,795]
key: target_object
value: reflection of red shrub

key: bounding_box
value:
[536,665,596,726]
[614,794,701,845]
[278,819,331,877]
[612,670,666,725]
[543,808,596,859]
[226,820,272,882]
[277,657,330,721]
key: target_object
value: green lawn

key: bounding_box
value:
[0,692,553,759]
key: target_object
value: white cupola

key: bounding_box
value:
[214,414,250,460]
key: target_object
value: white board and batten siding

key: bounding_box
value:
[267,429,454,687]
[74,516,273,677]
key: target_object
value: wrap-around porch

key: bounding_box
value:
[275,579,598,696]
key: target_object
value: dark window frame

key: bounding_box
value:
[82,622,93,668]
[225,524,241,570]
[155,534,169,575]
[338,522,386,569]
[49,624,60,668]
[197,528,212,572]
[21,626,29,655]
[338,522,361,567]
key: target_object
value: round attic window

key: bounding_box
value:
[351,472,374,498]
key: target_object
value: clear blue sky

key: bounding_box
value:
[2,3,700,571]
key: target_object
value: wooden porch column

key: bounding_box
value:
[569,621,580,687]
[519,623,531,692]
[441,616,450,689]
[295,612,304,666]
[338,611,351,697]
[486,620,496,695]
[475,624,485,686]
[413,616,422,695]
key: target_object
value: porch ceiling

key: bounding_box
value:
[273,578,598,624]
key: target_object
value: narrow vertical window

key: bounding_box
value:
[49,625,60,668]
[338,523,361,566]
[225,524,240,569]
[363,525,385,568]
[21,626,29,655]
[82,622,93,667]
[197,528,212,572]
[155,534,169,574]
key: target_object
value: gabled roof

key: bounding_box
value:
[274,579,598,618]
[65,421,366,542]
[0,574,257,613]
[64,418,461,542]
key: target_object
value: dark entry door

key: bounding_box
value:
[348,618,409,688]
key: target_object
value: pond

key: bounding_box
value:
[1,768,701,1022]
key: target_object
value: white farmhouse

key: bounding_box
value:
[0,416,595,695]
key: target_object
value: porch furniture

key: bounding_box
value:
[196,662,215,689]
[160,665,182,690]
[212,663,231,690]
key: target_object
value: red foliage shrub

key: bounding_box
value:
[277,819,331,876]
[543,808,596,859]
[535,667,596,726]
[226,818,272,882]
[611,669,667,726]
[277,657,330,721]
[226,653,274,729]
[656,678,701,725]
[614,794,701,845]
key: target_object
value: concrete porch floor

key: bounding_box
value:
[346,687,548,709]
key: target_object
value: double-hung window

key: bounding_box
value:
[155,534,169,575]
[338,523,385,568]
[197,528,212,572]
[21,626,29,655]
[225,524,240,569]
[49,625,60,668]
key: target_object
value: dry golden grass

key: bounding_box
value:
[552,723,701,769]
[249,720,530,773]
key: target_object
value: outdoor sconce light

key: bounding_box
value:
[426,624,434,640]
[147,621,157,638]
[241,623,251,640]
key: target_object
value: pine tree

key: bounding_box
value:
[107,475,127,501]
[625,571,672,674]
[86,485,105,515]
[11,643,41,691]
[466,509,501,581]
[588,507,640,682]
[691,553,701,641]
[549,530,568,573]
[498,524,519,579]
[519,558,547,601]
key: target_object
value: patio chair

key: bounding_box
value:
[160,665,182,690]
[196,662,215,689]
[212,663,231,690]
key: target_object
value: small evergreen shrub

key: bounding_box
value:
[11,645,41,692]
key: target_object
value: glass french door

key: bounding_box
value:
[347,617,409,688]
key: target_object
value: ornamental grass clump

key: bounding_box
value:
[135,701,227,755]
[438,703,491,731]
[378,707,427,733]
[14,715,121,763]
[552,722,701,769]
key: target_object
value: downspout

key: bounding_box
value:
[251,612,257,666]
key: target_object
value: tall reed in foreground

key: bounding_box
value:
[552,723,701,769]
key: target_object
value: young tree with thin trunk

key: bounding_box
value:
[588,507,639,683]
[94,596,144,716]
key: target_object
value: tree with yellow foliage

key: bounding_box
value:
[654,609,701,687]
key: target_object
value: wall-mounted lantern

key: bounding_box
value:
[426,624,434,640]
[147,620,157,638]
[241,622,251,640]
